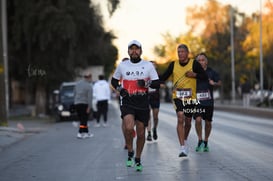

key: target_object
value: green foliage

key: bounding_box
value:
[7,0,118,115]
[153,0,273,99]
[8,0,118,91]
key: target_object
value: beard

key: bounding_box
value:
[130,54,141,63]
[130,57,141,63]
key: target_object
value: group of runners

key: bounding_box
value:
[110,40,221,171]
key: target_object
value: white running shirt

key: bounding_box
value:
[112,59,159,109]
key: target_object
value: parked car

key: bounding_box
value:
[53,82,77,122]
[249,89,273,107]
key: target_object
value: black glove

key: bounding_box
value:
[137,79,146,87]
[120,88,129,98]
[116,85,129,98]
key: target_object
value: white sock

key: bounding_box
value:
[180,145,186,150]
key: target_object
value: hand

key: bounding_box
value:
[209,79,215,85]
[119,88,129,98]
[137,79,146,87]
[185,71,196,78]
[86,107,90,114]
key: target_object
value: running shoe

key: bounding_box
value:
[147,133,152,141]
[135,162,143,172]
[179,151,187,157]
[184,140,189,155]
[126,157,134,167]
[94,123,101,127]
[102,123,108,127]
[77,133,83,139]
[203,146,209,152]
[195,146,202,152]
[153,128,158,140]
[83,133,94,138]
[178,146,187,157]
[195,140,204,152]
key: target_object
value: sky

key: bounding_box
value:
[95,0,262,61]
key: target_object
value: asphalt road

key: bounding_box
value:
[0,101,272,181]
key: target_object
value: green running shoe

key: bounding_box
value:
[195,145,203,152]
[135,162,143,172]
[203,146,209,152]
[195,141,204,152]
[126,157,134,167]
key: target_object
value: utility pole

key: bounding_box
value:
[230,6,236,104]
[0,0,8,126]
[259,0,264,101]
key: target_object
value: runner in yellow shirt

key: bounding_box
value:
[160,44,208,157]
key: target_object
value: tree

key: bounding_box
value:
[153,0,260,99]
[8,0,118,115]
[153,32,204,64]
[242,1,273,89]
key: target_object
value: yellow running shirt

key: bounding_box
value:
[172,59,196,100]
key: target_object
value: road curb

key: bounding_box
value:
[215,104,273,119]
[0,125,46,152]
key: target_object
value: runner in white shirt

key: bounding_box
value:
[111,40,160,171]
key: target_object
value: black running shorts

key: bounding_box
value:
[173,98,196,118]
[193,105,214,122]
[120,105,150,127]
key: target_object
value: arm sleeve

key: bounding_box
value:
[193,60,208,80]
[159,61,174,82]
[149,79,160,89]
[111,77,120,90]
[212,70,221,82]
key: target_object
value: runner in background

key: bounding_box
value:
[146,61,160,142]
[194,53,221,152]
[160,44,208,157]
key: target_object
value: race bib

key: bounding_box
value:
[197,90,211,100]
[176,88,192,98]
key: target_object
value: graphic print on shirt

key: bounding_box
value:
[122,79,148,95]
[113,60,159,96]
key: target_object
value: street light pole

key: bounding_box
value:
[230,6,236,104]
[0,0,8,126]
[259,0,264,101]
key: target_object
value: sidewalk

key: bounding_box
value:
[0,118,52,152]
[214,99,273,119]
[0,126,25,152]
